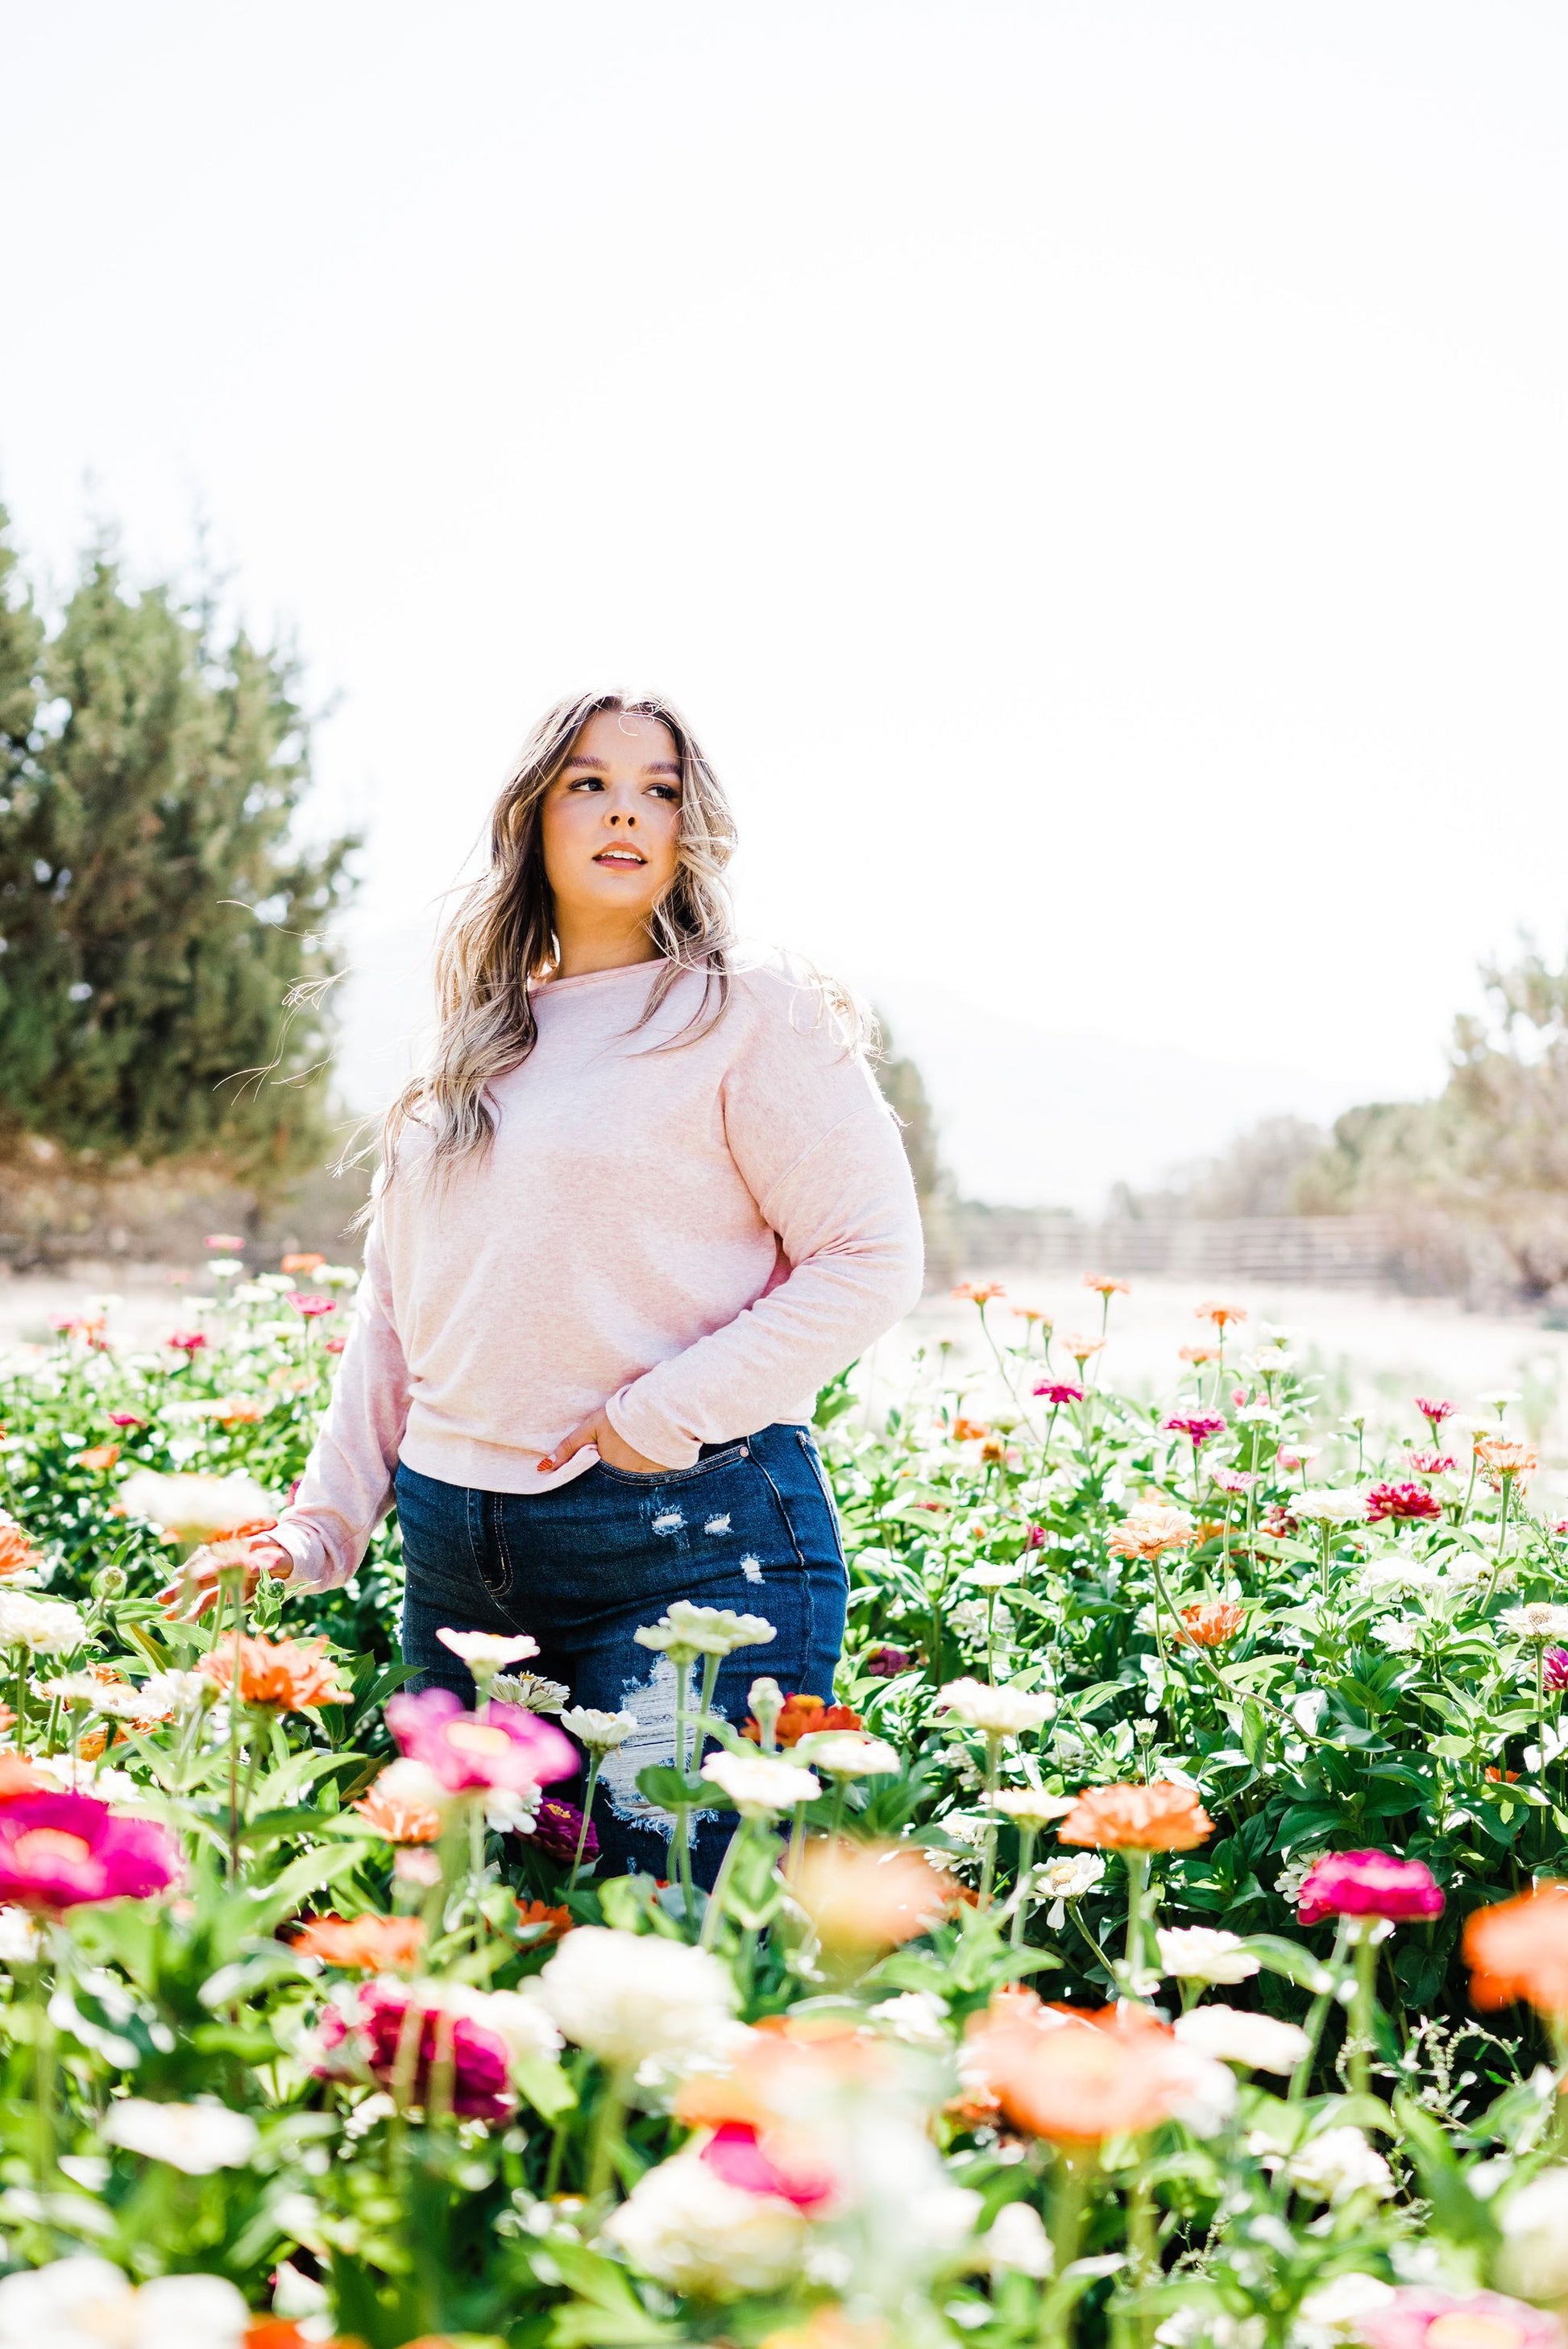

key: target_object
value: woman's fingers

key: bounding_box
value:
[538,1414,600,1474]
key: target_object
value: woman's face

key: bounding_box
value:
[539,708,683,934]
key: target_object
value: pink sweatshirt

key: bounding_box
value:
[275,957,925,1592]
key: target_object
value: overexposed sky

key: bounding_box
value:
[6,3,1568,1205]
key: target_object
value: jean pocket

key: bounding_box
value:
[595,1440,750,1488]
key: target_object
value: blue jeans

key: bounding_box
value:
[396,1423,848,1885]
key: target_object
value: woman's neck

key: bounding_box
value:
[549,921,664,981]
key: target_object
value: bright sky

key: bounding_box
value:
[6,3,1568,1206]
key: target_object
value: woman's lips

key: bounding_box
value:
[593,850,645,865]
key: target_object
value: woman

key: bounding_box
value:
[163,691,924,1881]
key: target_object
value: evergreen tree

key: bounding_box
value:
[873,1014,949,1203]
[0,525,358,1185]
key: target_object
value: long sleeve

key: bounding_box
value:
[273,1214,412,1593]
[604,1000,925,1467]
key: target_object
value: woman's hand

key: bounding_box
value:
[540,1412,670,1477]
[157,1536,296,1625]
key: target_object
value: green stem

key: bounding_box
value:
[1288,1920,1350,2101]
[699,1817,749,1951]
[979,1733,1002,1907]
[568,1756,602,1891]
[1121,1847,1150,1990]
[587,2064,633,2201]
[1350,1928,1380,2097]
[1010,1825,1037,1945]
[1483,1475,1515,1606]
[31,1937,54,2196]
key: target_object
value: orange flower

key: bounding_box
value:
[199,1631,346,1712]
[0,1756,39,1799]
[1057,1781,1213,1852]
[1465,1882,1568,2015]
[952,1281,1006,1305]
[516,1897,574,1942]
[280,1251,326,1276]
[963,1990,1194,2142]
[214,1397,266,1427]
[677,2011,891,2133]
[1484,1766,1520,1785]
[1082,1274,1130,1297]
[744,1692,863,1748]
[1105,1505,1196,1562]
[761,2312,889,2349]
[292,1911,425,1971]
[1061,1333,1105,1362]
[352,1769,443,1844]
[1011,1307,1052,1326]
[245,2325,367,2349]
[1179,1344,1220,1365]
[1475,1434,1538,1483]
[1196,1301,1247,1330]
[0,1520,43,1579]
[952,1417,989,1443]
[1179,1601,1245,1648]
[73,1443,120,1473]
[78,1725,109,1762]
[785,1834,956,1953]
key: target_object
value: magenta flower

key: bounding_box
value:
[287,1291,338,1319]
[1413,1397,1456,1429]
[1033,1381,1084,1407]
[525,1795,597,1863]
[1297,1848,1444,1928]
[701,2121,836,2212]
[314,1980,514,2121]
[863,1645,915,1679]
[1408,1451,1458,1476]
[1360,2289,1559,2349]
[0,1792,181,1914]
[385,1687,575,1795]
[1545,1649,1568,1692]
[166,1330,208,1355]
[1164,1410,1226,1449]
[1366,1480,1443,1524]
[1024,1522,1047,1550]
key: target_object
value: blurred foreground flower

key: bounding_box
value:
[0,2260,250,2347]
[313,1978,555,2120]
[0,1791,180,1913]
[1057,1781,1213,1852]
[119,1470,277,1547]
[963,1991,1234,2141]
[533,1926,740,2072]
[602,2144,808,2297]
[351,1758,445,1843]
[1466,1882,1568,2014]
[1358,2289,1559,2349]
[386,1686,575,1795]
[785,1835,956,1954]
[199,1632,346,1712]
[101,2097,259,2174]
[292,1912,425,1971]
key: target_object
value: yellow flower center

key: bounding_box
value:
[1427,2319,1525,2349]
[445,1722,514,1757]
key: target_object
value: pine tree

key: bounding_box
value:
[0,526,358,1186]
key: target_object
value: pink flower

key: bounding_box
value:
[1212,1467,1262,1496]
[1297,1849,1444,1928]
[314,1979,514,2121]
[107,1413,145,1430]
[1032,1381,1084,1407]
[1544,1649,1568,1693]
[1366,1480,1442,1524]
[287,1292,338,1319]
[0,1792,181,1914]
[524,1795,597,1864]
[385,1687,575,1795]
[864,1646,915,1679]
[1360,2289,1560,2349]
[166,1330,208,1355]
[1413,1397,1456,1428]
[700,2121,836,2212]
[1163,1410,1226,1448]
[1024,1522,1047,1550]
[1408,1451,1458,1476]
[205,1234,247,1251]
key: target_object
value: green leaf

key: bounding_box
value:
[634,1764,707,1809]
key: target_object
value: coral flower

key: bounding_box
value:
[516,1898,574,1942]
[1179,1344,1220,1365]
[1106,1504,1196,1562]
[73,1443,120,1474]
[1475,1436,1539,1484]
[1082,1274,1130,1298]
[744,1692,863,1748]
[951,1417,989,1443]
[1197,1301,1247,1330]
[1366,1481,1443,1524]
[1033,1380,1085,1407]
[1057,1781,1213,1852]
[1062,1333,1105,1362]
[1358,2288,1562,2349]
[786,1836,956,1953]
[286,1291,337,1318]
[166,1330,209,1354]
[963,1993,1199,2143]
[952,1282,1006,1305]
[292,1912,425,1971]
[351,1764,444,1844]
[0,1521,43,1579]
[280,1252,326,1276]
[313,1979,515,2121]
[214,1397,266,1427]
[0,1791,180,1913]
[1296,1849,1444,1927]
[387,1687,575,1795]
[1180,1601,1245,1648]
[699,2119,838,2213]
[1464,1882,1568,2015]
[200,1632,347,1712]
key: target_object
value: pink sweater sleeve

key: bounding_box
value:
[604,998,926,1467]
[274,1214,411,1593]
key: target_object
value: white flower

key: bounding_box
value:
[533,1928,739,2070]
[1173,2005,1309,2075]
[1294,1491,1365,1525]
[1276,1850,1325,1904]
[118,1469,276,1545]
[1155,1927,1260,1985]
[938,1678,1052,1736]
[795,1732,901,1779]
[0,2257,249,2347]
[559,1706,637,1753]
[0,1907,41,1964]
[981,2199,1053,2278]
[1499,2166,1568,2299]
[1297,2275,1398,2333]
[1035,1851,1105,1926]
[1361,1557,1441,1594]
[1503,1604,1568,1643]
[492,1670,571,1715]
[867,1990,952,2048]
[700,1750,819,1816]
[1165,2048,1239,2136]
[483,1787,541,1836]
[1369,1616,1420,1654]
[436,1627,540,1670]
[963,1559,1026,1592]
[101,2098,260,2175]
[444,1984,563,2066]
[634,1601,777,1661]
[0,1592,85,1655]
[602,2146,806,2297]
[1288,2126,1395,2204]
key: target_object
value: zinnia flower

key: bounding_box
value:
[744,1691,862,1747]
[199,1632,346,1712]
[522,1795,597,1862]
[862,1646,915,1679]
[285,1292,337,1318]
[118,1470,277,1546]
[1466,1882,1568,2014]
[601,2145,807,2298]
[1172,2005,1309,2074]
[786,1835,956,1953]
[1057,1781,1213,1852]
[1155,1925,1259,1983]
[313,1978,516,2121]
[1475,1435,1539,1483]
[1163,1410,1227,1449]
[166,1330,209,1354]
[1296,1849,1443,1926]
[1408,1450,1458,1475]
[1105,1504,1196,1561]
[1545,1649,1568,1693]
[1082,1274,1130,1297]
[351,1759,445,1843]
[702,1752,821,1816]
[0,1592,85,1656]
[1356,2289,1560,2349]
[292,1912,426,1971]
[938,1678,1052,1736]
[961,1993,1226,2142]
[100,2098,259,2174]
[952,1282,1006,1305]
[1365,1481,1443,1524]
[1415,1397,1456,1428]
[1503,1604,1568,1643]
[0,1791,180,1913]
[280,1252,326,1276]
[516,1898,574,1943]
[1032,1380,1085,1407]
[1197,1301,1247,1330]
[1179,1601,1245,1648]
[0,2260,249,2347]
[533,1926,740,2069]
[1287,2124,1395,2204]
[634,1602,777,1662]
[559,1705,637,1753]
[386,1687,575,1795]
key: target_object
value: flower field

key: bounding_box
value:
[1,1260,1568,2347]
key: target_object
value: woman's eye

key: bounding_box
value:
[568,777,604,791]
[649,784,680,801]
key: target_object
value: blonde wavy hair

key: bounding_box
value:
[371,690,874,1193]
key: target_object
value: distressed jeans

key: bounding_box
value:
[396,1423,848,1885]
